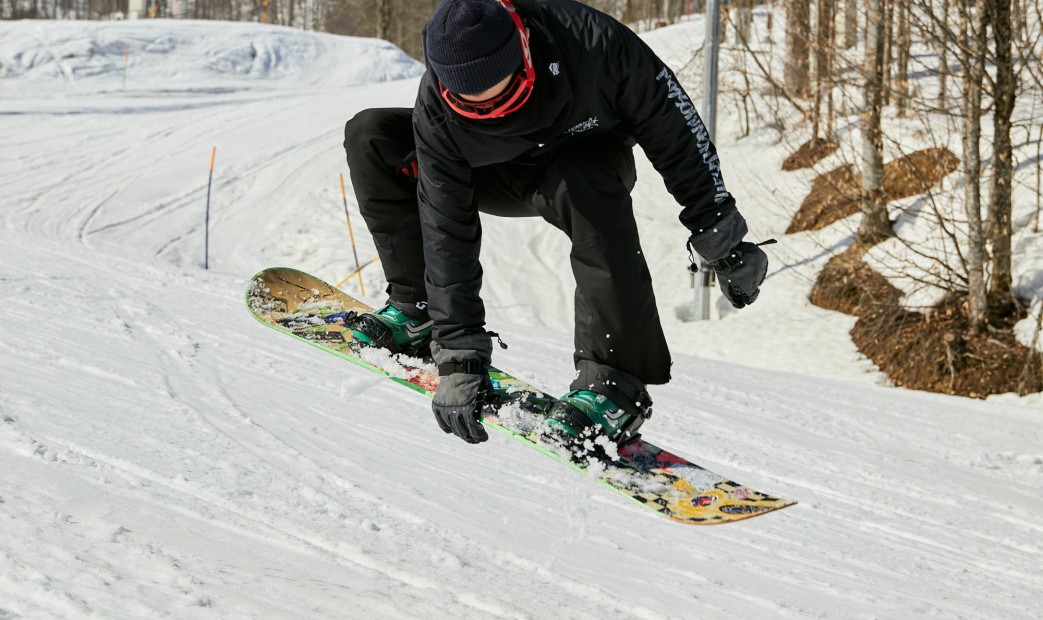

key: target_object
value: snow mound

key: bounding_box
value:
[0,19,424,89]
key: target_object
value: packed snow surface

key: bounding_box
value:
[1,18,1041,620]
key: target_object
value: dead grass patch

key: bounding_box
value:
[810,245,1042,398]
[782,138,839,171]
[787,147,960,234]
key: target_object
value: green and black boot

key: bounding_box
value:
[547,390,637,441]
[350,301,433,358]
[546,362,653,451]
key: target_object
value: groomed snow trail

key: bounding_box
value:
[1,19,1041,619]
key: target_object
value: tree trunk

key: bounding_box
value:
[938,0,950,111]
[624,0,639,24]
[826,1,836,137]
[882,0,894,105]
[858,0,893,244]
[812,0,834,139]
[766,0,774,41]
[1011,0,1027,40]
[734,0,753,43]
[961,0,990,332]
[895,0,911,116]
[376,0,391,41]
[843,0,858,49]
[990,0,1016,301]
[784,0,811,98]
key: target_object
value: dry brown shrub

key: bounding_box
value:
[809,243,901,317]
[852,296,1041,398]
[782,138,839,171]
[787,147,960,234]
[809,245,1042,398]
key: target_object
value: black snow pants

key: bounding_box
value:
[343,108,671,387]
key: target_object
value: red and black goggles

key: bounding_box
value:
[439,0,535,120]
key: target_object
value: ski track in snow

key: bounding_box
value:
[1,18,1042,620]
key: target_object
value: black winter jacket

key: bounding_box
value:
[413,0,736,341]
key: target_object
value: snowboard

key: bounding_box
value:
[246,267,796,525]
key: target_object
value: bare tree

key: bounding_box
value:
[733,0,754,44]
[959,0,990,332]
[784,0,811,98]
[811,0,835,140]
[858,0,893,243]
[376,0,391,41]
[883,0,894,104]
[843,0,858,49]
[938,0,951,111]
[989,0,1016,302]
[894,0,911,115]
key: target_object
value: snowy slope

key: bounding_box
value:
[1,18,1042,620]
[0,19,422,87]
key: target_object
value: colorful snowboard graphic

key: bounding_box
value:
[246,267,796,525]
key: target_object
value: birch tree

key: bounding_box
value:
[811,0,835,140]
[784,0,811,98]
[959,0,990,332]
[843,0,858,49]
[858,0,893,243]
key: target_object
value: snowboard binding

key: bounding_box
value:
[347,307,433,360]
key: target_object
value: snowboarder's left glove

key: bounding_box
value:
[687,210,770,309]
[431,332,493,444]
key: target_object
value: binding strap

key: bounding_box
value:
[709,238,779,271]
[437,359,486,376]
[351,314,398,351]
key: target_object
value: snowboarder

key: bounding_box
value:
[342,0,768,447]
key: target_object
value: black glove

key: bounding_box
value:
[708,242,768,308]
[687,210,770,309]
[430,332,493,444]
[394,150,419,181]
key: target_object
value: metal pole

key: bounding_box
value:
[694,0,721,321]
[703,0,721,141]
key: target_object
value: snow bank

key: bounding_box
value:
[0,19,423,89]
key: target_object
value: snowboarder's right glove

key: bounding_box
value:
[430,332,493,444]
[394,150,419,181]
[687,210,769,309]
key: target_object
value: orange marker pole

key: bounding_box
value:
[205,147,216,269]
[340,173,366,296]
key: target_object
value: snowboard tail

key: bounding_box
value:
[246,267,796,525]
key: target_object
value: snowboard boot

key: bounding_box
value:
[350,301,433,358]
[546,363,653,451]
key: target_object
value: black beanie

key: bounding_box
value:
[424,0,523,96]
